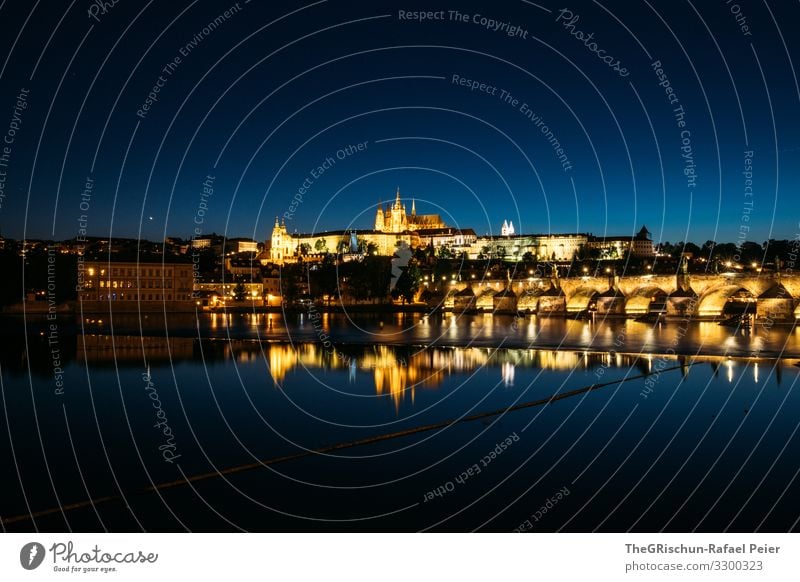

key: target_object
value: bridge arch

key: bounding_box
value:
[625,286,668,315]
[566,286,600,313]
[517,288,544,313]
[696,285,756,317]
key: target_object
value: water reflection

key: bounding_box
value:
[8,325,796,398]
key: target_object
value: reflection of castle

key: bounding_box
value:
[260,343,659,409]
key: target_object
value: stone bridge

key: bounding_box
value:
[440,273,800,320]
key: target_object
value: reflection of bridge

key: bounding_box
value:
[446,273,800,320]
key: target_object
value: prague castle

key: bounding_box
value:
[269,188,470,264]
[374,188,447,233]
[267,187,654,264]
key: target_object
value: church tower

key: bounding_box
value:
[390,187,405,233]
[270,216,284,263]
[374,201,385,231]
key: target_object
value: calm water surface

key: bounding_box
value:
[1,312,799,531]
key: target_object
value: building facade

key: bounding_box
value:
[78,259,194,307]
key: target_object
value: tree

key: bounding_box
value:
[298,243,311,256]
[437,245,453,259]
[738,241,763,263]
[309,254,338,304]
[712,242,738,264]
[233,281,247,301]
[683,242,701,257]
[280,264,303,305]
[344,256,391,302]
[368,257,392,299]
[391,261,421,305]
[314,239,328,253]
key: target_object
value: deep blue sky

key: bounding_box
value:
[0,0,798,244]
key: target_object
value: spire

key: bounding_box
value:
[274,216,279,227]
[395,186,401,208]
[411,198,416,216]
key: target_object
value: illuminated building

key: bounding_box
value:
[78,258,194,308]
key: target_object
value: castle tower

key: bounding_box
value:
[374,201,385,231]
[270,216,284,263]
[390,187,405,233]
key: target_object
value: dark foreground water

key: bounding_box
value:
[1,312,799,532]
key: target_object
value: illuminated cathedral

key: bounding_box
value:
[374,188,446,233]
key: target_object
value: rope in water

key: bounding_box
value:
[2,362,691,527]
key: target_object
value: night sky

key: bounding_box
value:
[0,0,798,244]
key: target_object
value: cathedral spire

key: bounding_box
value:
[411,198,416,216]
